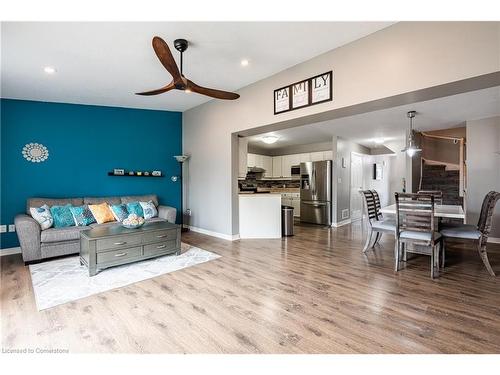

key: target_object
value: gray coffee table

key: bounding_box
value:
[80,221,181,276]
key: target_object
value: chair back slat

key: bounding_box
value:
[360,190,378,221]
[395,192,435,236]
[477,191,500,237]
[418,190,443,205]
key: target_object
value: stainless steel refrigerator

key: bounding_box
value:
[300,160,332,225]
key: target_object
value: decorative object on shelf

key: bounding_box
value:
[402,110,422,157]
[274,71,332,115]
[373,163,383,180]
[173,155,191,232]
[152,170,162,176]
[144,171,150,176]
[107,171,163,177]
[137,171,143,176]
[22,142,49,163]
[128,171,135,176]
[113,168,125,175]
[122,214,145,229]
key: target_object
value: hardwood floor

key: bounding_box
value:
[2,221,500,353]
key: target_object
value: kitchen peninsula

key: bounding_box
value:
[239,193,282,238]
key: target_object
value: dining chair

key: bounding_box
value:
[395,192,442,278]
[360,190,396,253]
[418,190,443,205]
[440,191,500,276]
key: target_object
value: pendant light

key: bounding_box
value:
[402,110,422,157]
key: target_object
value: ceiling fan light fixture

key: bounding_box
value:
[262,135,279,144]
[240,59,249,67]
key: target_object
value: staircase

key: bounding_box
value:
[420,163,463,206]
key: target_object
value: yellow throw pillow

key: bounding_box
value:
[88,203,116,224]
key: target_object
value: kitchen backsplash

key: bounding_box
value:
[243,176,300,189]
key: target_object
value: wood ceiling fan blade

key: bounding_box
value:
[152,36,182,83]
[187,79,240,100]
[135,82,175,96]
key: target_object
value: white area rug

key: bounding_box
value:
[29,243,220,311]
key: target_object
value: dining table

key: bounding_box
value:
[380,203,465,221]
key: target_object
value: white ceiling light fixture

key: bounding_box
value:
[43,66,56,74]
[401,110,422,157]
[373,138,385,145]
[240,59,249,67]
[262,135,279,144]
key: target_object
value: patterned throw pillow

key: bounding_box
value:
[70,205,96,226]
[126,202,144,218]
[139,201,158,219]
[88,203,116,224]
[50,204,76,228]
[29,204,54,230]
[110,204,129,222]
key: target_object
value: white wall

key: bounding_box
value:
[183,22,500,237]
[466,116,500,238]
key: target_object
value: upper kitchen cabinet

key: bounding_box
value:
[247,153,256,168]
[282,154,300,178]
[310,151,324,161]
[298,153,311,163]
[262,156,273,178]
[238,137,248,179]
[272,156,283,178]
[323,150,333,160]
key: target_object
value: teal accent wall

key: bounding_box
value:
[0,99,182,249]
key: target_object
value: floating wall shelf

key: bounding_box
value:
[107,172,163,177]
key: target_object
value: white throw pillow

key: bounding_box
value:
[139,201,158,220]
[29,204,54,230]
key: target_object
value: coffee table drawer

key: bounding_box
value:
[144,240,177,256]
[143,229,177,244]
[96,235,141,252]
[97,246,142,264]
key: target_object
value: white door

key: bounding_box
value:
[350,153,364,221]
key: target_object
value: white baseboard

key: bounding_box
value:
[188,226,240,241]
[0,247,21,256]
[332,219,352,228]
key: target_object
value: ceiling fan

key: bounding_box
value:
[136,37,240,100]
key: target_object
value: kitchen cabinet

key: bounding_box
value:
[323,150,333,160]
[238,138,248,179]
[298,153,311,163]
[262,156,272,178]
[272,156,283,178]
[310,151,324,162]
[247,153,256,168]
[282,154,300,178]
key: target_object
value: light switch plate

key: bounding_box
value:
[0,225,6,233]
[9,224,16,232]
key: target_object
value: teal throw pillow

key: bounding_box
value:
[126,202,144,218]
[110,204,129,222]
[50,204,76,228]
[70,205,96,226]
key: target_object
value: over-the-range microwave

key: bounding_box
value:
[291,165,301,179]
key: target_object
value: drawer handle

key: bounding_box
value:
[156,245,166,249]
[156,234,168,238]
[113,241,127,246]
[114,252,127,257]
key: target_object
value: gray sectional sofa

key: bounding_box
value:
[15,194,176,264]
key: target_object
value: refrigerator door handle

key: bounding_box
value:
[302,201,327,207]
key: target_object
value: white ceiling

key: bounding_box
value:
[248,86,500,149]
[1,22,393,112]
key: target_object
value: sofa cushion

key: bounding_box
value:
[50,204,76,228]
[126,202,144,217]
[70,205,97,226]
[110,203,129,222]
[41,226,90,243]
[83,196,121,205]
[88,203,116,224]
[121,194,158,207]
[26,197,83,215]
[140,201,158,219]
[29,204,54,230]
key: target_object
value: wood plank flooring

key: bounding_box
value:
[1,221,500,353]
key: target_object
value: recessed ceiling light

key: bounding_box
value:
[262,135,279,144]
[240,59,249,67]
[43,66,56,74]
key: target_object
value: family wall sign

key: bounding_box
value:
[274,71,333,115]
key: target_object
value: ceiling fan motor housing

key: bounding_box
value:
[174,39,189,52]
